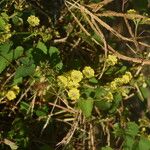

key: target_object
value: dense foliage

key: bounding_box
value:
[0,0,150,149]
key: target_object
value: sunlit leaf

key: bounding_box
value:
[37,41,48,54]
[78,97,94,118]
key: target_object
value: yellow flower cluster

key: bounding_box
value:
[82,66,95,78]
[142,18,150,24]
[110,71,132,89]
[70,70,83,82]
[68,88,80,100]
[57,75,68,87]
[27,15,40,27]
[127,9,137,14]
[57,70,82,101]
[118,87,129,98]
[5,85,20,100]
[106,54,118,66]
[104,92,113,102]
[0,24,12,44]
[34,26,52,42]
[57,66,95,100]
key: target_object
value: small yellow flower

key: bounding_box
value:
[127,9,137,14]
[57,75,68,87]
[121,71,132,84]
[104,92,113,102]
[27,15,40,27]
[110,81,117,90]
[12,85,20,94]
[125,71,132,79]
[67,80,80,89]
[6,90,16,100]
[4,24,11,32]
[114,77,124,85]
[82,66,95,78]
[142,127,146,132]
[0,33,12,43]
[119,87,129,97]
[142,18,150,24]
[68,88,80,100]
[70,70,83,83]
[106,55,118,66]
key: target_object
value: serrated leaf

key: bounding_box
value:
[37,41,48,54]
[125,122,139,137]
[78,97,93,118]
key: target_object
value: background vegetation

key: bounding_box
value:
[0,0,150,149]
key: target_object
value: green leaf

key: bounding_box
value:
[115,66,127,75]
[35,106,48,117]
[92,33,102,43]
[20,101,30,113]
[95,99,112,110]
[89,77,98,84]
[13,46,24,59]
[94,87,112,110]
[0,44,24,73]
[140,87,150,99]
[125,122,139,137]
[54,61,63,71]
[95,87,108,98]
[78,97,94,118]
[14,63,35,79]
[123,135,135,150]
[137,137,150,150]
[113,123,124,137]
[81,87,95,98]
[48,46,59,57]
[12,16,23,26]
[13,77,23,85]
[37,41,48,54]
[0,42,12,53]
[0,17,6,30]
[36,110,47,117]
[109,92,122,113]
